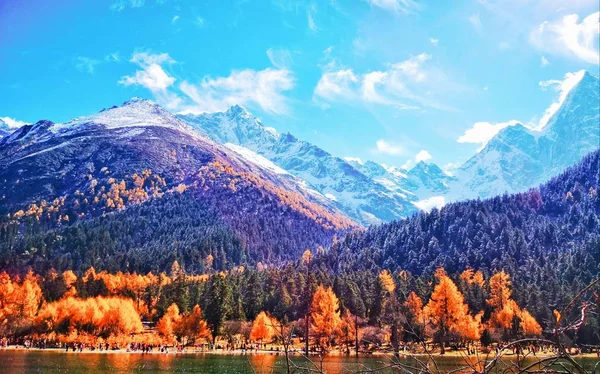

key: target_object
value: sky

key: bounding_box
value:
[1,0,599,172]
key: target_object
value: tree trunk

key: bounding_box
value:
[305,313,309,355]
[354,314,359,358]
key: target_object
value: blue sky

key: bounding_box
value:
[1,0,599,171]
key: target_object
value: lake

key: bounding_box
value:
[0,350,597,373]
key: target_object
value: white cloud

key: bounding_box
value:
[401,149,432,169]
[120,50,295,115]
[469,13,483,31]
[430,37,439,45]
[530,11,599,64]
[540,56,550,67]
[179,67,295,114]
[314,53,457,111]
[267,48,293,69]
[195,16,205,27]
[415,149,432,162]
[536,70,586,130]
[364,0,419,14]
[110,0,145,11]
[391,53,431,82]
[0,117,28,129]
[314,70,359,101]
[374,139,405,155]
[75,57,102,74]
[119,52,176,92]
[457,120,521,150]
[172,15,179,23]
[413,196,446,212]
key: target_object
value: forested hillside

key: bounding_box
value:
[0,99,355,274]
[326,150,599,327]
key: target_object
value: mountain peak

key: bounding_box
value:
[226,104,251,119]
[122,97,155,106]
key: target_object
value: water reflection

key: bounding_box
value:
[0,350,597,374]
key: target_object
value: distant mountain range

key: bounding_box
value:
[178,70,599,224]
[1,71,598,227]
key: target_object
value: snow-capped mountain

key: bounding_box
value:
[0,97,355,235]
[180,109,418,225]
[455,70,600,200]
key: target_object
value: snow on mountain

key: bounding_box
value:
[180,109,417,225]
[0,117,27,138]
[0,98,355,230]
[455,70,600,200]
[412,196,446,212]
[406,161,457,198]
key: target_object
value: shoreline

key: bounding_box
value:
[2,346,598,360]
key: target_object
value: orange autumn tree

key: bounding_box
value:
[404,291,425,325]
[423,268,481,354]
[487,270,542,338]
[156,303,182,344]
[61,270,78,297]
[250,311,277,344]
[35,296,143,341]
[378,270,396,294]
[0,270,43,335]
[310,285,342,350]
[339,309,359,355]
[177,305,210,346]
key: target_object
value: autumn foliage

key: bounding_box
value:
[0,264,545,352]
[310,285,342,349]
[423,269,481,353]
[250,311,277,343]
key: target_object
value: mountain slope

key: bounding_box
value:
[180,108,417,225]
[456,70,600,200]
[0,98,355,273]
[329,150,599,317]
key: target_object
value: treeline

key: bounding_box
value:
[1,256,597,350]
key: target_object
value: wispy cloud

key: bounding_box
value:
[314,53,461,111]
[430,37,439,45]
[75,57,102,74]
[267,48,293,69]
[468,13,483,31]
[172,15,179,23]
[364,0,419,14]
[179,67,295,114]
[307,5,318,33]
[540,56,550,67]
[110,0,145,12]
[530,11,599,64]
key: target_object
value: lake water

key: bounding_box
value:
[0,350,597,373]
